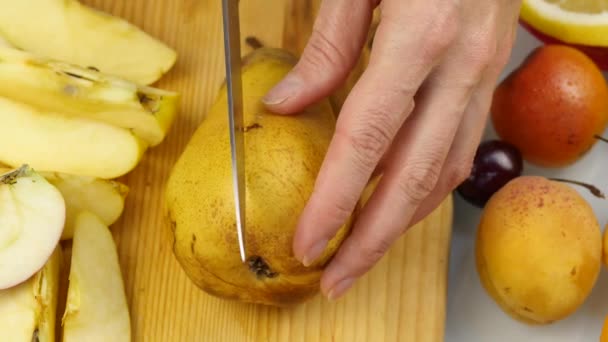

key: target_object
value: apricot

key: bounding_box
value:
[604,224,608,268]
[602,314,608,342]
[491,45,608,167]
[476,176,602,324]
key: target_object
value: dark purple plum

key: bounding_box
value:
[457,140,523,208]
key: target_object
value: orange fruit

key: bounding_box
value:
[491,44,608,167]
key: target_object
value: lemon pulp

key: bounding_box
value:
[521,0,608,46]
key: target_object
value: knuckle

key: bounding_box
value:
[467,33,497,70]
[444,156,474,189]
[328,199,357,227]
[447,32,496,88]
[358,238,393,266]
[348,125,392,172]
[492,45,513,71]
[398,154,444,204]
[340,102,403,172]
[381,2,460,63]
[300,28,351,78]
[421,5,460,61]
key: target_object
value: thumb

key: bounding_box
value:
[263,0,377,114]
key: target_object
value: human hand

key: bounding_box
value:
[263,0,523,300]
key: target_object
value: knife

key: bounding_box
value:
[221,0,247,263]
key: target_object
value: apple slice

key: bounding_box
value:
[0,167,129,240]
[0,45,179,146]
[0,0,177,85]
[36,247,62,342]
[62,212,131,342]
[0,165,65,290]
[42,173,129,240]
[56,243,72,342]
[0,97,147,179]
[0,247,62,342]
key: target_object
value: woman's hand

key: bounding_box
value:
[263,0,523,300]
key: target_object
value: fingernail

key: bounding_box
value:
[262,73,301,105]
[302,239,328,267]
[328,278,355,301]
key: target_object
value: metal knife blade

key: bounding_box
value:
[221,0,247,263]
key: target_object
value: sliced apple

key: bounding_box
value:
[0,167,129,240]
[0,167,129,233]
[0,165,65,290]
[62,212,130,342]
[56,243,72,342]
[0,0,177,85]
[0,97,147,179]
[0,45,179,146]
[42,173,129,240]
[0,247,62,342]
[0,277,38,341]
[34,247,62,342]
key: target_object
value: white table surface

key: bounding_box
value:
[445,24,608,342]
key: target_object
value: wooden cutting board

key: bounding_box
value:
[80,0,454,341]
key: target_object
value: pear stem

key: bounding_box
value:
[549,178,605,199]
[594,135,608,143]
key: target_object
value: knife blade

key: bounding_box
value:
[221,0,247,263]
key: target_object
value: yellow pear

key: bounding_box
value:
[165,48,353,306]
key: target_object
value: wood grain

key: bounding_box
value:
[76,1,454,341]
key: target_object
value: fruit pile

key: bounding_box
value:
[0,0,179,340]
[455,22,608,333]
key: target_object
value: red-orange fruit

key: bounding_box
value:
[491,44,608,167]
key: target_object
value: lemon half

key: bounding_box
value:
[521,0,608,46]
